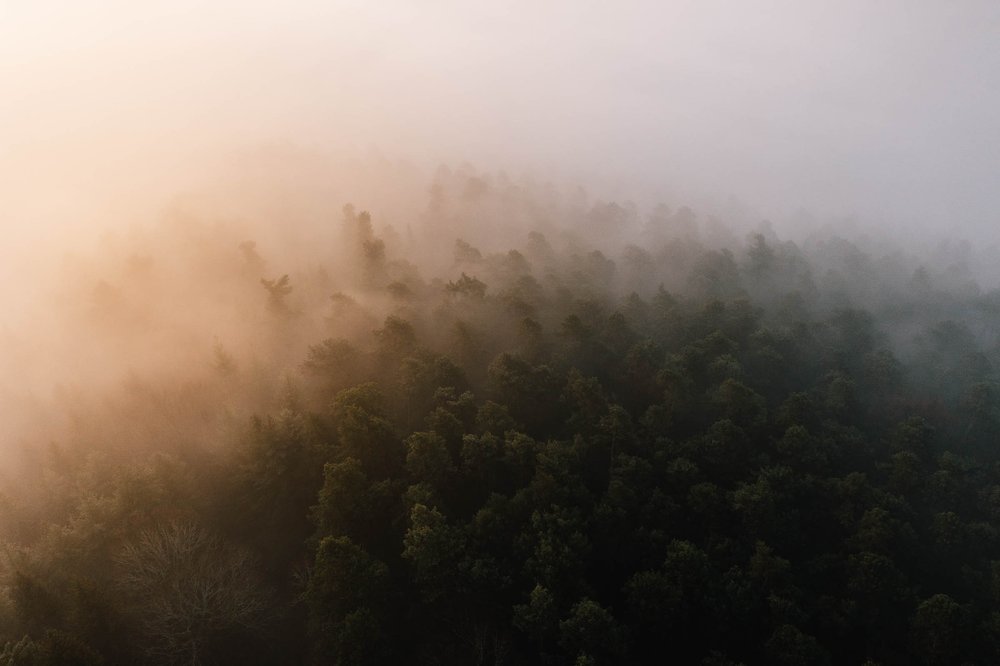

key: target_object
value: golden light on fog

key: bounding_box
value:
[2,2,1000,663]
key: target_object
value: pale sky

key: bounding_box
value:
[2,0,999,241]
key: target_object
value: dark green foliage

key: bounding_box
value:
[10,197,1000,665]
[238,409,325,570]
[488,353,564,435]
[331,384,402,478]
[307,536,392,665]
[303,339,366,395]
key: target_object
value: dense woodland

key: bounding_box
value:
[3,169,1000,665]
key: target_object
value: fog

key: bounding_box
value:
[4,0,1000,449]
[6,3,1000,661]
[1,0,997,431]
[5,1,1000,232]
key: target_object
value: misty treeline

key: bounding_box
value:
[3,165,1000,665]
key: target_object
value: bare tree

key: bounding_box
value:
[115,523,272,666]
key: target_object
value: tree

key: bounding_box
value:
[115,523,272,666]
[260,275,293,315]
[302,339,366,395]
[445,273,487,299]
[312,457,398,556]
[307,536,392,666]
[332,384,402,478]
[240,409,323,568]
[558,598,624,663]
[765,625,830,665]
[402,504,465,603]
[406,431,455,491]
[512,584,558,648]
[910,594,967,665]
[373,316,417,361]
[0,631,104,666]
[487,353,563,435]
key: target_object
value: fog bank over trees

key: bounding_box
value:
[1,149,998,452]
[0,159,998,662]
[3,1,1000,663]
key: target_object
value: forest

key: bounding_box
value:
[2,166,1000,666]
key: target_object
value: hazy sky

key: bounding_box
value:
[2,0,999,241]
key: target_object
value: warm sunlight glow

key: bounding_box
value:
[0,2,998,663]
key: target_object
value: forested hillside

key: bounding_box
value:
[3,170,1000,665]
